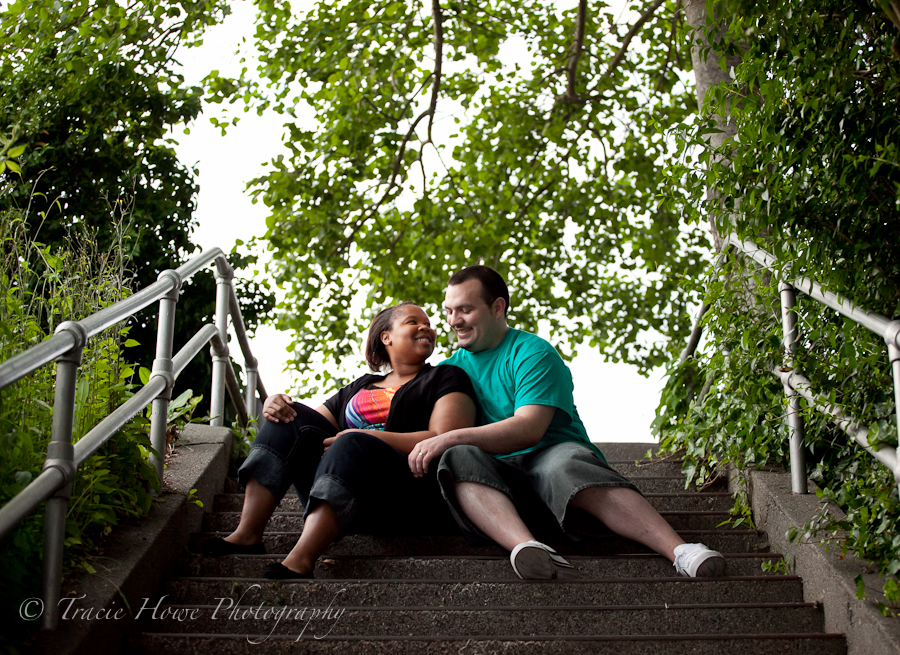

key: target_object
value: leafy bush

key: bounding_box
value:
[657,0,900,606]
[0,210,156,645]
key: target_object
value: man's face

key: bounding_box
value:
[444,279,506,353]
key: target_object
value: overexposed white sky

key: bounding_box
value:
[173,0,672,442]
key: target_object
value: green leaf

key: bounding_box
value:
[169,389,193,410]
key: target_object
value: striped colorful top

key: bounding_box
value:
[344,384,401,430]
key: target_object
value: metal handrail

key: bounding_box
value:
[771,367,899,473]
[0,247,266,630]
[727,237,900,344]
[0,248,230,392]
[73,327,237,469]
[679,250,729,364]
[683,235,900,494]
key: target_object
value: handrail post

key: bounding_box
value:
[245,357,259,424]
[210,259,234,427]
[780,282,808,494]
[41,321,86,630]
[884,321,900,495]
[148,271,182,490]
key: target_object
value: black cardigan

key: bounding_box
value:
[323,364,475,433]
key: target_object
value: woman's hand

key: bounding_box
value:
[323,429,377,451]
[262,393,297,423]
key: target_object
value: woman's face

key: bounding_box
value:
[382,305,436,365]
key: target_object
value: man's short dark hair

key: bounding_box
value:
[447,265,510,315]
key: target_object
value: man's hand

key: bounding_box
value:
[408,433,458,478]
[262,393,297,423]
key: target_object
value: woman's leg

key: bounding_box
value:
[270,432,417,575]
[208,403,335,552]
[279,502,341,575]
[221,478,279,546]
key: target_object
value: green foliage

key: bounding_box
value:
[167,388,204,425]
[187,487,204,508]
[0,210,156,646]
[656,0,900,603]
[761,553,791,575]
[0,0,222,277]
[208,0,710,389]
[0,0,274,411]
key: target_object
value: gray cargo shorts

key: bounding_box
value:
[437,441,641,542]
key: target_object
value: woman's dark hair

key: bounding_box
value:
[365,301,418,372]
[447,265,510,315]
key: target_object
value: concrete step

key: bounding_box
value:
[597,442,663,460]
[132,633,846,655]
[203,509,735,534]
[214,491,736,513]
[606,459,687,477]
[160,576,806,607]
[629,476,727,493]
[138,602,825,637]
[190,530,769,557]
[131,440,848,655]
[176,553,783,580]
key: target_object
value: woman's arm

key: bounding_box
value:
[315,404,339,430]
[322,391,476,454]
[262,393,340,430]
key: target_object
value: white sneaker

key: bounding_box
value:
[510,540,582,580]
[673,543,727,577]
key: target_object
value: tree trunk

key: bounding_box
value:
[683,0,743,253]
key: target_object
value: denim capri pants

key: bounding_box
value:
[437,441,641,542]
[238,403,456,536]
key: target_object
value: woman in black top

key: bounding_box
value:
[201,302,476,578]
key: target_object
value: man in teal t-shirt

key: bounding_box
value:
[407,265,726,581]
[442,327,606,462]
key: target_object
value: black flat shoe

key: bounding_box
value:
[200,537,266,556]
[263,562,314,580]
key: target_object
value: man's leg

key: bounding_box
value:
[529,442,726,578]
[439,446,579,580]
[455,481,534,551]
[571,486,683,559]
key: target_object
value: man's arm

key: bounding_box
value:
[408,404,556,477]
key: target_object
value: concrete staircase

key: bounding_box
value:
[130,443,846,654]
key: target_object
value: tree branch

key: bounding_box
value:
[571,0,668,104]
[605,0,666,77]
[331,0,445,259]
[655,3,682,89]
[426,0,444,143]
[515,175,558,223]
[513,144,574,223]
[562,0,588,101]
[386,0,443,190]
[557,0,665,104]
[433,147,485,226]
